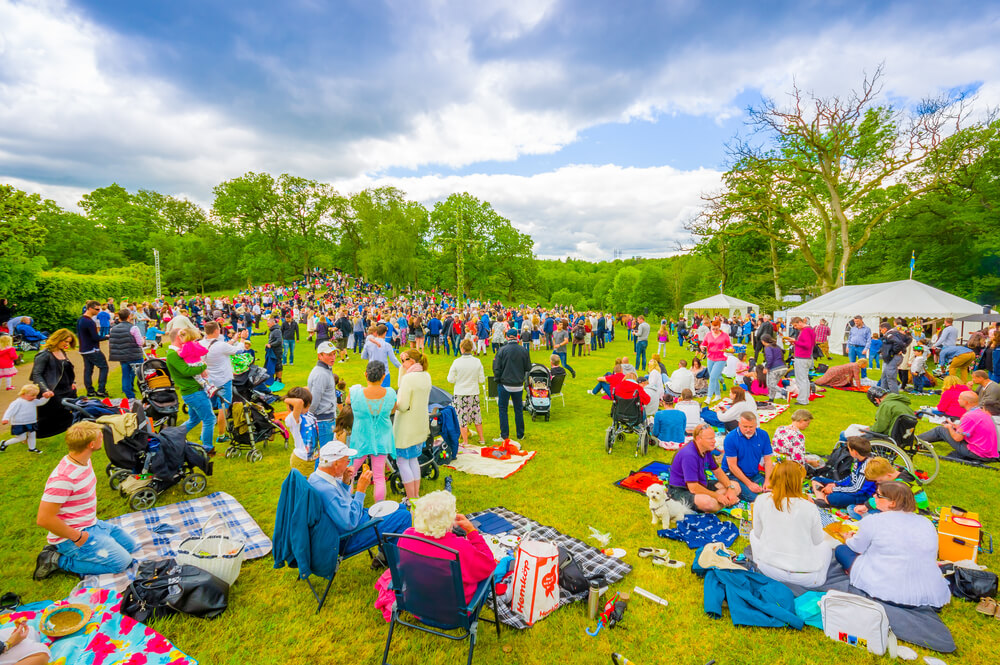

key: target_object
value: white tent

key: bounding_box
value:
[684,293,759,318]
[784,279,985,356]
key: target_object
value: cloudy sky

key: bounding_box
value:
[2,0,998,259]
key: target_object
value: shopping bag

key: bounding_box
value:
[511,539,559,624]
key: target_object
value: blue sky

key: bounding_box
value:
[1,0,998,258]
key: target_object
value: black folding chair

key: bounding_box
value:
[381,533,500,665]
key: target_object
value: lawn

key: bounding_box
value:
[2,327,998,665]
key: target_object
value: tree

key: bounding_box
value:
[628,264,671,316]
[0,185,52,294]
[352,187,428,292]
[700,67,994,293]
[606,266,640,312]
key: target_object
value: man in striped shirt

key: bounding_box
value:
[33,422,137,580]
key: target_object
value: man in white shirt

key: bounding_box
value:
[201,321,249,442]
[665,359,695,397]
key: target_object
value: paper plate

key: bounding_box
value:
[952,516,981,528]
[40,604,92,638]
[499,534,521,548]
[610,548,627,558]
[368,500,400,518]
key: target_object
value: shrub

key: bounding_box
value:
[13,270,148,331]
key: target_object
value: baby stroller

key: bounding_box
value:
[12,331,42,354]
[137,357,180,430]
[604,390,650,457]
[524,363,552,422]
[225,356,289,461]
[64,399,212,511]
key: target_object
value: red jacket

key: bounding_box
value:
[612,379,651,405]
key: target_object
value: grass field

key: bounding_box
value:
[2,327,998,665]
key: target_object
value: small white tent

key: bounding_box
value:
[684,293,759,318]
[784,279,985,356]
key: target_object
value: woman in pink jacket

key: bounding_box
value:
[701,317,733,404]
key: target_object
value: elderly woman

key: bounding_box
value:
[447,339,486,446]
[394,349,432,501]
[835,481,950,608]
[400,490,496,603]
[348,361,397,502]
[749,461,831,587]
[30,330,78,440]
[814,358,868,388]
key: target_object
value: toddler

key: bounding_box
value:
[868,333,883,370]
[909,345,931,392]
[0,334,18,390]
[176,328,217,397]
[1,383,50,453]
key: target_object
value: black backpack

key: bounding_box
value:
[809,441,854,481]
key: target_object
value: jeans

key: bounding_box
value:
[591,381,613,397]
[182,390,217,450]
[733,471,765,502]
[55,519,136,576]
[82,350,109,393]
[210,380,233,410]
[878,354,902,393]
[545,332,553,350]
[591,335,598,351]
[597,331,606,349]
[353,331,364,353]
[283,338,295,364]
[557,351,575,378]
[793,357,813,405]
[497,385,525,440]
[428,334,440,354]
[572,342,583,357]
[707,359,726,400]
[912,373,929,392]
[834,544,858,572]
[342,507,412,556]
[120,362,140,399]
[451,333,461,356]
[847,345,867,378]
[635,340,648,371]
[316,418,335,448]
[678,333,686,348]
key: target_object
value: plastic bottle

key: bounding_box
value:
[587,580,601,619]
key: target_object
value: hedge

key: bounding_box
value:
[13,268,155,331]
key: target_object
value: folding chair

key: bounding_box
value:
[381,533,501,665]
[272,470,383,612]
[549,372,566,407]
[483,376,500,414]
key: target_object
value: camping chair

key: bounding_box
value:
[867,413,940,484]
[483,376,500,414]
[272,470,384,612]
[550,372,566,407]
[380,533,501,665]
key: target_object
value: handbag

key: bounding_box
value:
[120,558,229,622]
[556,547,589,595]
[941,563,998,601]
[819,590,897,657]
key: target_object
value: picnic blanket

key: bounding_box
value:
[714,398,789,424]
[1,587,198,664]
[615,461,672,494]
[75,491,271,592]
[465,507,632,630]
[445,443,536,479]
[828,385,869,392]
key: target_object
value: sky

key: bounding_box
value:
[2,0,999,260]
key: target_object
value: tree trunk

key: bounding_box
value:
[768,236,783,300]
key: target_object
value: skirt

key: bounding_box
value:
[37,389,76,439]
[396,441,424,459]
[453,394,483,427]
[0,366,16,378]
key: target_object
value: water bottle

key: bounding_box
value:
[587,580,601,619]
[444,476,453,493]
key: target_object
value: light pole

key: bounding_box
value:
[153,248,162,298]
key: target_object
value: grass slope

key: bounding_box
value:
[1,329,998,665]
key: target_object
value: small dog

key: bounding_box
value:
[646,483,692,529]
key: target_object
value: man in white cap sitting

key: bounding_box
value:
[308,440,412,553]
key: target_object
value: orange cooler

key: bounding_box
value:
[938,507,981,563]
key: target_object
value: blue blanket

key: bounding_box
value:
[658,513,739,549]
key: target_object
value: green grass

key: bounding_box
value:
[2,330,999,665]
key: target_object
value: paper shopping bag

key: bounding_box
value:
[511,539,559,624]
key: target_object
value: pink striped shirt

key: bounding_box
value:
[42,456,97,544]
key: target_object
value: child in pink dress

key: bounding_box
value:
[176,329,216,396]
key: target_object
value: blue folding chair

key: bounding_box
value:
[380,533,501,665]
[272,469,383,612]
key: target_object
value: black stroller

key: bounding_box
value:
[224,360,289,461]
[137,357,181,430]
[386,386,453,494]
[524,363,552,422]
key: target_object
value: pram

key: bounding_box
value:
[224,357,289,461]
[63,398,212,511]
[137,357,180,430]
[11,331,42,354]
[524,363,552,422]
[604,390,650,457]
[385,387,453,494]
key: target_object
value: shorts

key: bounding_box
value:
[211,380,233,410]
[668,485,698,510]
[453,394,482,427]
[336,337,348,350]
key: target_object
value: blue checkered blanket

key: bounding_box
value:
[74,491,271,592]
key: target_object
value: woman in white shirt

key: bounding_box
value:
[643,367,664,418]
[674,388,703,433]
[750,461,831,587]
[716,386,758,432]
[836,481,950,608]
[446,338,486,446]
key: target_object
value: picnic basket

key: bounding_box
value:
[176,512,246,585]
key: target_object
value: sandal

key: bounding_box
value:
[637,547,670,559]
[651,555,686,568]
[976,597,998,616]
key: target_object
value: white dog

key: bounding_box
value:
[646,483,692,529]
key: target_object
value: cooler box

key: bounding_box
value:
[938,506,981,563]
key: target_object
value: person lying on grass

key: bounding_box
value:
[667,424,739,513]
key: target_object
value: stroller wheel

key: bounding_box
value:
[424,461,440,481]
[183,472,208,495]
[389,474,405,495]
[605,426,614,454]
[109,469,130,492]
[105,463,115,477]
[129,487,158,511]
[225,447,240,459]
[545,414,550,422]
[247,449,263,463]
[638,430,649,457]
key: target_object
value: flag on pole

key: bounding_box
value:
[718,279,723,293]
[909,250,915,279]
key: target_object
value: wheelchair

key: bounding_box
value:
[867,413,940,484]
[604,392,650,457]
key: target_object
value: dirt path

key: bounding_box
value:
[1,340,119,415]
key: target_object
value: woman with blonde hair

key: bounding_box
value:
[394,348,432,500]
[749,461,831,587]
[30,329,78,439]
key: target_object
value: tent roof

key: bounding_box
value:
[786,280,983,319]
[684,293,759,311]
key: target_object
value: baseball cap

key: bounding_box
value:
[316,341,336,354]
[318,441,357,463]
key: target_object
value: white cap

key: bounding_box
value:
[318,441,357,463]
[316,341,336,354]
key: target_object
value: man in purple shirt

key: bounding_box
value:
[668,425,739,513]
[789,317,815,406]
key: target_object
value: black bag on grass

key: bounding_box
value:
[941,564,998,601]
[121,558,229,622]
[808,441,854,480]
[557,547,595,595]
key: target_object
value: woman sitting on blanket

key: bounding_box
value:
[835,481,950,608]
[715,385,757,432]
[813,358,868,388]
[749,461,831,588]
[0,618,49,665]
[399,490,496,603]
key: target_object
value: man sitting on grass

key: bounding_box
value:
[33,421,138,580]
[668,424,739,513]
[721,411,774,502]
[918,391,999,462]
